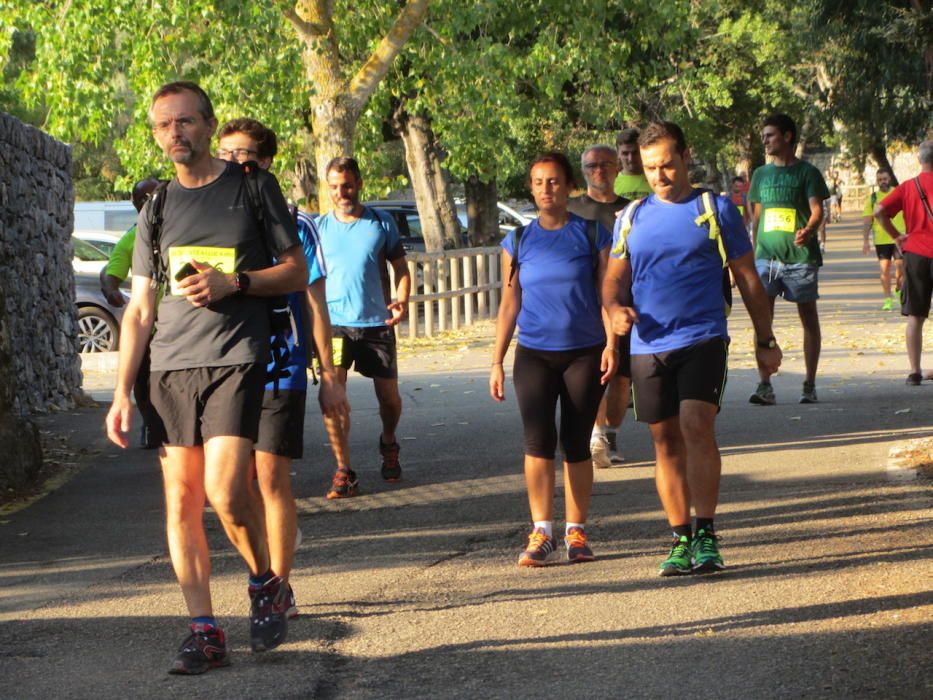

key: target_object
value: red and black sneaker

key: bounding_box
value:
[379,438,402,481]
[326,468,359,499]
[248,575,289,652]
[168,623,230,675]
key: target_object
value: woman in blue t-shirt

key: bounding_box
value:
[489,151,616,567]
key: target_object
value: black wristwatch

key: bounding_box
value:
[234,272,251,296]
[757,335,777,350]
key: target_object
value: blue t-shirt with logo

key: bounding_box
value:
[265,211,326,392]
[502,213,610,351]
[317,207,402,327]
[611,190,750,354]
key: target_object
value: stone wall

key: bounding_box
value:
[0,113,80,489]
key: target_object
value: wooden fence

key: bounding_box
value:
[387,246,502,338]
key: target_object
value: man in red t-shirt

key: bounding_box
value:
[875,140,933,385]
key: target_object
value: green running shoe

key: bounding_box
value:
[749,382,776,406]
[659,535,692,577]
[691,528,725,574]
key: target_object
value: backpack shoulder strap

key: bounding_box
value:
[507,225,526,287]
[914,177,933,222]
[695,189,727,267]
[146,179,172,290]
[610,198,644,258]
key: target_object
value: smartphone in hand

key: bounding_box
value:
[174,261,198,282]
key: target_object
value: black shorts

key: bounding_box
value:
[875,244,902,261]
[332,325,397,379]
[150,363,266,446]
[614,333,632,379]
[901,252,933,318]
[255,389,307,459]
[630,337,728,424]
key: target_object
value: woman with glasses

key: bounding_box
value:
[489,151,616,567]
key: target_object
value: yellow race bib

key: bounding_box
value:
[331,336,344,366]
[168,246,236,296]
[763,207,796,233]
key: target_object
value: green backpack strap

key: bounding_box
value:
[610,198,644,258]
[694,189,727,267]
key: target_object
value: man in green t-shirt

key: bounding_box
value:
[99,177,162,447]
[861,167,906,310]
[748,114,829,406]
[614,127,653,201]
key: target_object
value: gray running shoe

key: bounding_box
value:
[749,382,776,405]
[799,381,818,404]
[590,433,612,469]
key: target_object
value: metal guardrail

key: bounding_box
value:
[388,246,502,338]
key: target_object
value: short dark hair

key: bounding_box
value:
[876,166,894,178]
[732,176,745,184]
[528,151,576,189]
[218,118,278,159]
[638,121,688,155]
[149,81,215,122]
[763,113,797,144]
[616,128,640,147]
[131,177,161,212]
[325,156,362,180]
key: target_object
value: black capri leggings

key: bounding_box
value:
[512,344,607,462]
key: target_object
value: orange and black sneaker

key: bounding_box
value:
[565,526,596,563]
[379,438,402,481]
[518,528,558,567]
[326,468,359,500]
[168,623,230,675]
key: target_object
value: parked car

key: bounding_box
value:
[74,230,123,257]
[75,272,127,352]
[72,236,112,274]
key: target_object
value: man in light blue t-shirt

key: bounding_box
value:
[604,121,781,579]
[316,157,411,499]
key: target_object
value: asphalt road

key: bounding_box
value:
[1,216,931,698]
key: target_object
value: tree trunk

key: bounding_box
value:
[394,109,460,251]
[291,155,318,211]
[869,141,898,186]
[308,95,360,215]
[465,176,499,247]
[795,111,817,160]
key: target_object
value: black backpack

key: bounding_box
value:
[144,162,295,394]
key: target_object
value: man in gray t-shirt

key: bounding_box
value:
[105,81,306,674]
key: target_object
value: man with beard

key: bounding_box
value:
[862,167,905,310]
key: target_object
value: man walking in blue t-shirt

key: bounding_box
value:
[316,157,411,498]
[603,122,781,577]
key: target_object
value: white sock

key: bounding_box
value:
[533,520,553,538]
[591,424,605,438]
[566,522,585,535]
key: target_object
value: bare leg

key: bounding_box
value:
[797,300,821,384]
[894,259,904,292]
[599,375,630,428]
[373,376,402,444]
[678,400,721,519]
[254,452,296,581]
[563,458,593,524]
[524,455,555,522]
[162,445,212,617]
[907,315,925,376]
[648,417,690,526]
[323,367,351,468]
[203,436,269,576]
[879,258,892,298]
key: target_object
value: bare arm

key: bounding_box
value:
[751,203,761,249]
[595,249,618,383]
[105,275,157,447]
[306,278,349,418]
[861,215,874,254]
[99,267,127,308]
[490,251,521,402]
[386,255,412,326]
[178,243,309,307]
[730,251,782,376]
[795,197,824,247]
[601,256,638,336]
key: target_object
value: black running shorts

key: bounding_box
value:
[150,363,266,446]
[901,252,933,318]
[875,244,902,261]
[332,325,398,379]
[255,389,307,459]
[630,337,728,424]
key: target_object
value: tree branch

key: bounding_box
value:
[349,0,431,106]
[283,1,331,38]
